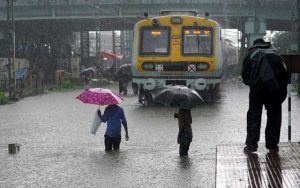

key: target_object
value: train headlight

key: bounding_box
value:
[142,63,155,70]
[197,63,209,71]
[170,17,183,24]
[152,18,160,27]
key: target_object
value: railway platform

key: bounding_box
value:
[216,142,300,188]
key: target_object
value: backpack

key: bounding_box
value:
[248,48,288,91]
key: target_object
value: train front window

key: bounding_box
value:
[140,27,170,55]
[182,27,213,55]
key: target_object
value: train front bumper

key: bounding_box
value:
[132,77,221,91]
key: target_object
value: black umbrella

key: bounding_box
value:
[152,85,204,109]
[80,67,97,75]
[117,64,131,75]
[115,64,132,81]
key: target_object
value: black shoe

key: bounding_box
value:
[243,146,257,154]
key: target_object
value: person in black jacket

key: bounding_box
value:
[241,38,287,154]
[115,64,132,96]
[174,108,193,157]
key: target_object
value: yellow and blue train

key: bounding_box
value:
[131,11,223,104]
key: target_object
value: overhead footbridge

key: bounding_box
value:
[0,0,297,32]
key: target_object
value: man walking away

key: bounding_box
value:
[241,38,288,154]
[97,104,129,151]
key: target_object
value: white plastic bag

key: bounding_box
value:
[90,111,102,135]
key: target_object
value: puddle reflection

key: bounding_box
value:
[178,156,192,169]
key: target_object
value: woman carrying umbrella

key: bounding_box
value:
[174,108,193,157]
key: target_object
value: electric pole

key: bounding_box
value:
[11,0,16,98]
[6,0,12,97]
[297,0,300,96]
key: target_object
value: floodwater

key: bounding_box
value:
[1,81,300,188]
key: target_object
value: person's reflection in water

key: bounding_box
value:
[88,150,126,171]
[246,153,263,187]
[266,152,282,188]
[176,156,194,187]
[179,156,192,169]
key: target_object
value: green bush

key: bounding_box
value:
[0,92,9,105]
[61,80,74,89]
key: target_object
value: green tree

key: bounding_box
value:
[271,31,293,54]
[0,91,9,105]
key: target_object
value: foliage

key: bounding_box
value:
[0,92,9,105]
[271,31,293,54]
[61,80,74,89]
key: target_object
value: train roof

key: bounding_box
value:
[135,14,219,27]
[159,10,198,16]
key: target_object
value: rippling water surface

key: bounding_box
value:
[1,82,299,187]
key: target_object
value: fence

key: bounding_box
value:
[0,77,45,98]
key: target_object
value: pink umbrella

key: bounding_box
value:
[76,88,123,105]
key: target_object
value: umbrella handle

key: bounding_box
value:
[97,106,102,117]
[174,108,178,118]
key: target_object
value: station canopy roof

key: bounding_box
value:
[100,50,123,61]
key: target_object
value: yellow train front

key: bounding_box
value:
[131,11,223,104]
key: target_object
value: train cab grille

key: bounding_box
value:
[142,62,209,72]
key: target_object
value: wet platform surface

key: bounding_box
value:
[216,142,300,188]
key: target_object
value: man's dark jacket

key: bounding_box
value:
[241,41,272,87]
[241,41,287,103]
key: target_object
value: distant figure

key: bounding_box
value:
[118,78,129,95]
[174,108,193,156]
[97,104,129,151]
[102,62,116,81]
[132,83,139,95]
[115,64,132,95]
[241,38,288,154]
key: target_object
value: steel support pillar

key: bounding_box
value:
[112,30,121,66]
[96,20,101,69]
[244,17,266,47]
[238,19,247,72]
[80,30,90,67]
[119,30,133,63]
[126,30,133,62]
[120,30,125,59]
